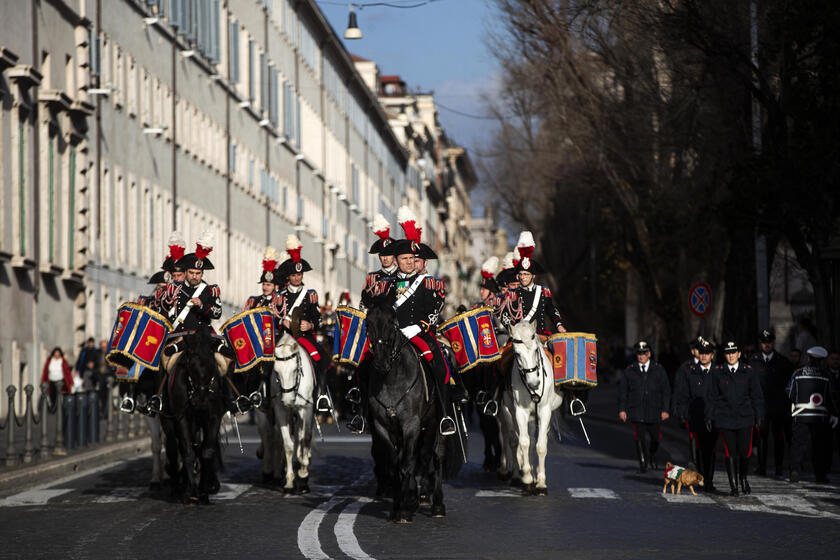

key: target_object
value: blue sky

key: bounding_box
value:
[317,0,501,212]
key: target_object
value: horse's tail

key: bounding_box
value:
[442,431,464,481]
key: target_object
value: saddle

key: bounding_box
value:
[161,331,232,378]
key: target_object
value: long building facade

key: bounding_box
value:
[1,0,482,407]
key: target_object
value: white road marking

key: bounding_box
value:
[335,497,375,560]
[475,488,523,498]
[298,495,350,560]
[755,494,840,519]
[660,492,715,504]
[94,487,146,504]
[0,488,74,507]
[727,503,814,517]
[239,435,372,445]
[215,483,251,501]
[568,487,619,499]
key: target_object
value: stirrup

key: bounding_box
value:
[149,394,164,414]
[119,396,136,414]
[346,415,366,434]
[570,397,586,416]
[235,395,252,414]
[248,391,263,409]
[483,400,499,417]
[475,390,488,408]
[345,386,362,405]
[316,394,333,413]
[439,416,457,436]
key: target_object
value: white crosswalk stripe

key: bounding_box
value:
[660,492,715,504]
[568,487,619,499]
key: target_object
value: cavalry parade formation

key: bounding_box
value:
[102,207,598,521]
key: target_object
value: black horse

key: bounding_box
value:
[164,325,227,504]
[364,296,460,523]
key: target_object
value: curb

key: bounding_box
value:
[0,437,151,495]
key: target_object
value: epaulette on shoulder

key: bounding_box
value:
[365,272,378,286]
[424,277,445,292]
[308,290,318,304]
[543,286,552,297]
[210,285,221,298]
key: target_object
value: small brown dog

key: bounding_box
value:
[662,462,704,496]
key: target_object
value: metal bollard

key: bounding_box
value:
[5,386,18,467]
[22,385,34,464]
[63,393,76,451]
[127,409,136,439]
[88,390,99,443]
[54,389,66,455]
[77,392,88,447]
[105,377,115,443]
[40,382,51,460]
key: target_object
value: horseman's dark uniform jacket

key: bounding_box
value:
[748,352,794,418]
[280,285,326,367]
[673,363,715,429]
[705,364,765,430]
[506,284,563,335]
[618,362,671,423]
[390,272,449,381]
[163,281,223,331]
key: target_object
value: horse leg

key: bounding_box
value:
[514,403,534,492]
[147,415,162,491]
[276,404,296,492]
[175,415,198,503]
[198,411,223,503]
[254,409,274,483]
[396,425,421,523]
[296,406,313,494]
[534,403,551,495]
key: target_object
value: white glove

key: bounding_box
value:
[830,416,839,429]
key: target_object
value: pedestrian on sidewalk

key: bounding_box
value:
[41,347,73,410]
[706,341,764,497]
[673,337,718,492]
[618,341,671,473]
[787,346,839,484]
[748,328,793,477]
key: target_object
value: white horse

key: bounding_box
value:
[504,321,563,494]
[268,330,316,493]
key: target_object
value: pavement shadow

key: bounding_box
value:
[574,461,628,471]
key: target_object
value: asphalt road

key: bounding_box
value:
[2,407,840,560]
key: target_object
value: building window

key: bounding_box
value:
[229,21,239,83]
[283,81,296,144]
[248,158,254,188]
[297,196,304,221]
[351,164,359,203]
[229,143,237,175]
[68,147,76,269]
[260,51,268,112]
[269,66,278,125]
[248,39,255,103]
[18,119,26,255]
[48,133,55,262]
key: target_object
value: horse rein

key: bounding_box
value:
[273,345,311,404]
[510,337,546,403]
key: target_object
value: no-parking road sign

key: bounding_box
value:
[689,282,711,317]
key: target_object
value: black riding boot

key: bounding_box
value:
[739,456,751,494]
[314,363,333,413]
[725,456,739,496]
[688,435,699,471]
[649,439,660,470]
[635,439,647,473]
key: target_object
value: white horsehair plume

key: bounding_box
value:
[372,213,390,234]
[397,205,417,225]
[516,231,535,258]
[167,231,186,247]
[481,256,499,276]
[286,234,302,251]
[264,246,280,262]
[501,251,516,270]
[196,230,215,250]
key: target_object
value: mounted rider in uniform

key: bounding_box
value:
[159,232,235,402]
[372,207,458,436]
[277,235,333,413]
[119,232,186,414]
[471,256,505,416]
[346,215,399,433]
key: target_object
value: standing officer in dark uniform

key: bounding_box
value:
[673,338,718,491]
[787,346,839,483]
[748,328,794,477]
[277,235,332,413]
[618,341,671,473]
[706,341,764,496]
[672,337,701,467]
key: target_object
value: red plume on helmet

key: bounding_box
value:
[286,234,303,263]
[372,213,391,241]
[167,231,186,262]
[516,231,535,260]
[262,246,279,272]
[398,206,421,244]
[195,231,215,260]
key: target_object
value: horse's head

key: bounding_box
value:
[274,329,298,361]
[365,299,403,374]
[509,321,542,379]
[180,325,221,405]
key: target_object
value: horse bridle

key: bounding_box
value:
[273,343,310,404]
[510,337,546,403]
[369,326,427,418]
